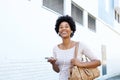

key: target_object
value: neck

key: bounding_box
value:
[62,38,72,49]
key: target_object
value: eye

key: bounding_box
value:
[59,26,63,29]
[65,25,69,28]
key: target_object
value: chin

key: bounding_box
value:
[61,36,69,39]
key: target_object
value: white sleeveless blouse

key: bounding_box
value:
[53,42,97,80]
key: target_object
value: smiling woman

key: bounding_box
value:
[47,15,101,80]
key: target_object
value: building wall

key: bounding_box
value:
[114,0,120,32]
[97,19,120,75]
[72,0,98,17]
[98,0,114,26]
[0,0,120,80]
[0,0,59,79]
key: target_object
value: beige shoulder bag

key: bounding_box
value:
[68,42,100,80]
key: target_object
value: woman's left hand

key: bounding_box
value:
[71,58,80,66]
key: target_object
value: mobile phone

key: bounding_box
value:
[45,57,51,60]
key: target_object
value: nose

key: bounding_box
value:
[62,26,67,30]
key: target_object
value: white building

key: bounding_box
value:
[0,0,120,80]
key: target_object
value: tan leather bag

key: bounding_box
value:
[68,43,100,80]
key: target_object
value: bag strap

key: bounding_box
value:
[74,42,79,58]
[74,42,89,62]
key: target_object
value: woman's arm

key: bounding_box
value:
[71,58,101,68]
[51,62,60,73]
[76,42,101,68]
[47,57,60,73]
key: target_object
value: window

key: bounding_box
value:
[43,0,64,14]
[71,3,83,25]
[115,10,117,20]
[115,10,120,23]
[101,45,107,75]
[88,14,96,32]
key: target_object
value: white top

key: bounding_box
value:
[53,42,97,80]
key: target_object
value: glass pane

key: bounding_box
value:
[101,45,107,75]
[88,14,96,31]
[43,0,63,14]
[71,4,83,25]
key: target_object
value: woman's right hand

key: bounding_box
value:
[47,57,59,72]
[47,57,57,65]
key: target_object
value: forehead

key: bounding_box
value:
[60,21,69,25]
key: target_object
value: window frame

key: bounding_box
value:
[115,10,120,23]
[71,2,83,25]
[42,0,64,15]
[88,13,96,32]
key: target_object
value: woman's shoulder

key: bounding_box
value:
[77,41,89,49]
[53,43,62,51]
[53,45,58,50]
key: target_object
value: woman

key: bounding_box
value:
[47,15,101,80]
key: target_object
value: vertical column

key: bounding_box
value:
[101,45,107,75]
[83,10,88,28]
[64,0,71,16]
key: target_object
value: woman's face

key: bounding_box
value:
[58,21,72,38]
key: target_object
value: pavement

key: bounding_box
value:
[106,75,120,80]
[98,73,120,80]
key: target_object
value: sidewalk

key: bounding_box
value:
[106,75,120,80]
[98,73,120,80]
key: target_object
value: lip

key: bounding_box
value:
[59,31,69,37]
[60,31,68,35]
[61,31,67,34]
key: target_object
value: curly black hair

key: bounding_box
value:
[55,15,76,37]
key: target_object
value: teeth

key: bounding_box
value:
[62,31,67,34]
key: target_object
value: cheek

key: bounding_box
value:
[58,27,60,31]
[58,28,62,33]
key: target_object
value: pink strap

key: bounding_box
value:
[74,42,79,58]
